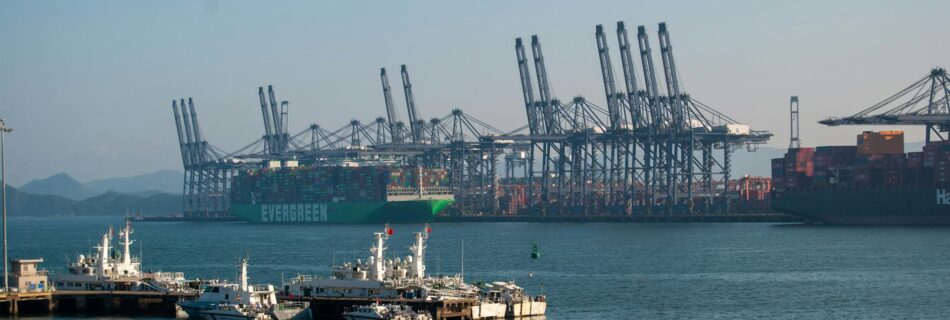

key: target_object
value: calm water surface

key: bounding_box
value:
[10,217,950,319]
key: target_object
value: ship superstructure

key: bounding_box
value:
[51,220,188,292]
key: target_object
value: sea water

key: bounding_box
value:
[10,216,950,319]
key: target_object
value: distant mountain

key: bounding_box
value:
[85,169,183,195]
[72,191,182,216]
[4,185,182,217]
[19,172,100,200]
[6,185,76,216]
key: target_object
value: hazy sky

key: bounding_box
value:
[1,0,948,185]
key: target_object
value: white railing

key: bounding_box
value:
[387,186,453,196]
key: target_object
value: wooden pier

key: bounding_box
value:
[1,290,197,316]
[0,292,54,315]
[51,290,197,316]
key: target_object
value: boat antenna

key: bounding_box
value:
[461,239,464,282]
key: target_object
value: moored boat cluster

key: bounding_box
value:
[46,221,546,319]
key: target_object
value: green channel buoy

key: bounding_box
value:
[531,243,541,259]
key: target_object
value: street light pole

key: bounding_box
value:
[0,118,11,295]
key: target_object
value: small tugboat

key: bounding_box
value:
[178,257,310,320]
[50,219,191,292]
[342,302,432,320]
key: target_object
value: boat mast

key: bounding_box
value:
[240,256,249,292]
[120,219,134,266]
[96,228,111,277]
[409,225,429,279]
[370,231,387,281]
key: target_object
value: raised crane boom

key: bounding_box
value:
[516,38,540,135]
[258,86,274,154]
[380,67,400,143]
[187,98,206,163]
[172,100,190,167]
[617,21,643,127]
[180,98,196,154]
[637,25,664,129]
[401,65,421,143]
[531,35,559,134]
[596,24,622,131]
[267,85,282,152]
[657,22,685,131]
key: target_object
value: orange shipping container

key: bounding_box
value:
[857,130,904,155]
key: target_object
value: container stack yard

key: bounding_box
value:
[730,176,772,213]
[169,21,775,222]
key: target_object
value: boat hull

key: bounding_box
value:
[772,187,950,225]
[200,310,265,320]
[230,199,453,224]
[179,301,219,320]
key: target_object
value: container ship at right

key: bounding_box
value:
[771,67,950,225]
[770,131,950,225]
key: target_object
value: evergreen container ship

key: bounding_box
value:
[771,131,950,225]
[230,161,454,224]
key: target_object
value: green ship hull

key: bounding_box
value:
[230,199,454,224]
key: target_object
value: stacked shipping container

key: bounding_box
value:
[782,148,814,189]
[231,165,450,205]
[771,131,946,190]
[857,130,904,155]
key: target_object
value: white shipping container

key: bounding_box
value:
[713,124,750,135]
[689,119,710,132]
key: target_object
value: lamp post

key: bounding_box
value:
[0,118,11,295]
